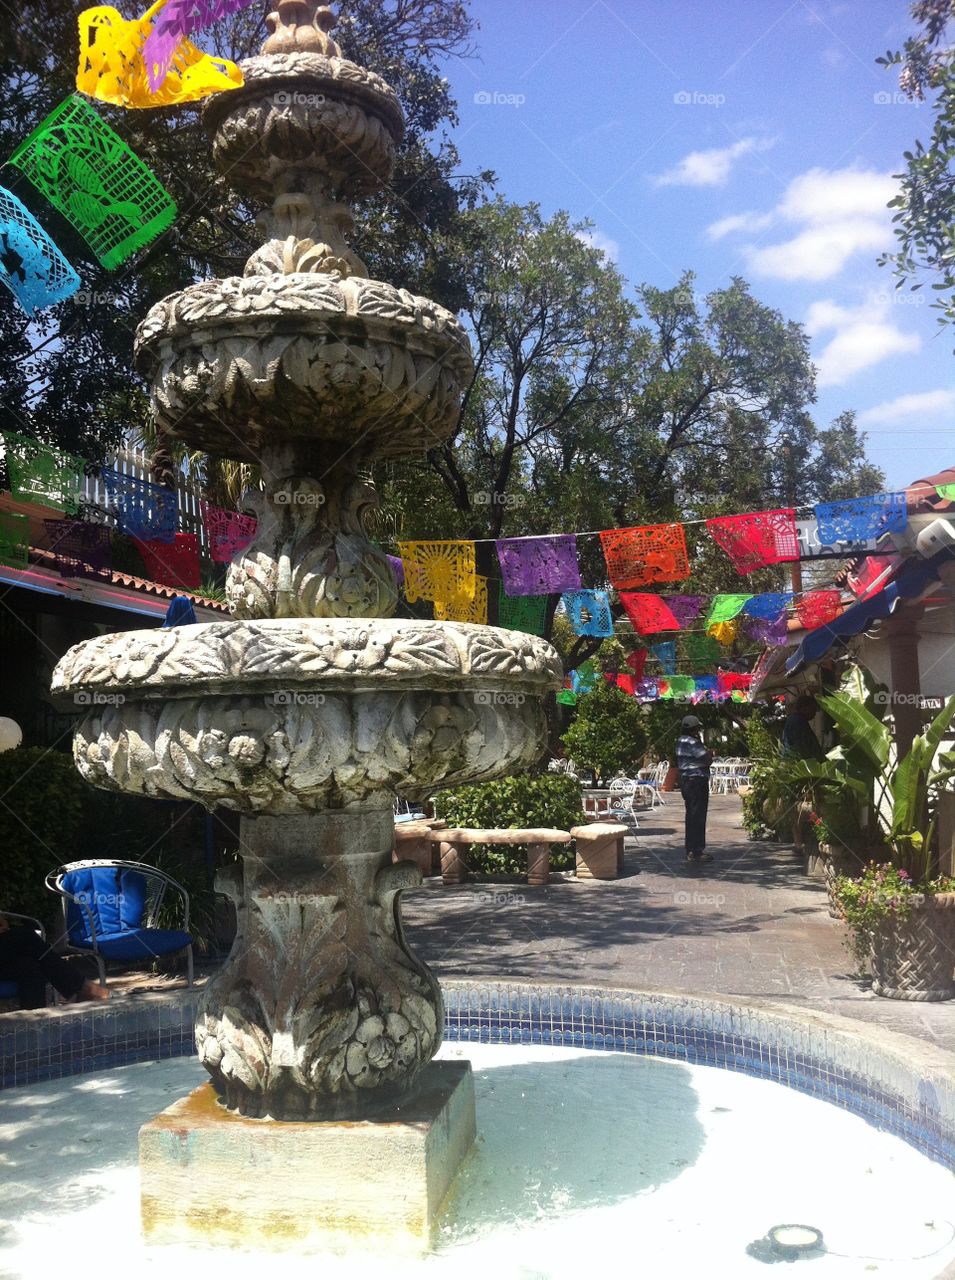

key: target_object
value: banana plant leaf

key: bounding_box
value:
[917,694,955,774]
[782,757,868,796]
[889,747,924,845]
[818,691,891,772]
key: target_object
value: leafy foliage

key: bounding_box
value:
[741,714,785,840]
[560,682,648,782]
[807,682,955,882]
[831,861,955,969]
[433,773,584,873]
[0,748,88,926]
[876,1,955,329]
[0,0,487,458]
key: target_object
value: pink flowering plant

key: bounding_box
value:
[832,861,955,968]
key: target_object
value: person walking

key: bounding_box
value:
[676,715,713,863]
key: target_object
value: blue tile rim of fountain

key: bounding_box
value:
[1,980,952,1171]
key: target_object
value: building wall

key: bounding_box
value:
[858,604,955,700]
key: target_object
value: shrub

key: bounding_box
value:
[741,715,787,840]
[0,748,89,926]
[434,774,584,874]
[560,682,647,781]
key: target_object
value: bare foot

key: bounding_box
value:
[77,979,110,1002]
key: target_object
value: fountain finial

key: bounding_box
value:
[262,0,341,55]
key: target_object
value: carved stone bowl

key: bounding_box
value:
[202,52,404,199]
[133,274,474,460]
[52,619,562,814]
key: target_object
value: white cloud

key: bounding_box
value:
[712,166,899,282]
[777,168,898,225]
[706,210,774,241]
[748,218,890,281]
[807,298,921,387]
[858,389,955,426]
[575,228,620,262]
[654,137,774,188]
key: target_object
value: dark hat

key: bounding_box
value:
[681,714,702,729]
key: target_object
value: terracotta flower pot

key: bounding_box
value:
[869,892,955,1001]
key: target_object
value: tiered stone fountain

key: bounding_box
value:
[51,0,561,1254]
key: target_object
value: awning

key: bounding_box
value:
[785,546,955,675]
[0,562,226,622]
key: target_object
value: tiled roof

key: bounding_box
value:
[105,567,228,611]
[9,543,229,616]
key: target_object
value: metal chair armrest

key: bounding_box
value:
[1,911,45,940]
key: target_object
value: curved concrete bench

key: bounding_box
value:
[429,828,571,886]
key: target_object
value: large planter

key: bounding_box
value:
[869,893,955,1002]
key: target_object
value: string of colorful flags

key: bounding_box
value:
[1,428,949,631]
[392,490,916,631]
[0,0,254,315]
[555,662,754,708]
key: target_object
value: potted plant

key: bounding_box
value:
[834,862,955,999]
[778,667,895,887]
[830,694,955,1000]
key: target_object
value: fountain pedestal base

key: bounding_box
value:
[139,1060,475,1255]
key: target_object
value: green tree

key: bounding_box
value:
[876,1,955,327]
[0,0,487,459]
[378,199,640,548]
[561,682,648,782]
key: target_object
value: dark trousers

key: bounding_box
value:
[0,926,84,1009]
[680,776,710,855]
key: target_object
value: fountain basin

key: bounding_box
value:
[53,619,560,812]
[133,273,473,459]
[3,985,955,1277]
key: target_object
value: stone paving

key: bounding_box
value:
[14,795,954,1057]
[402,794,955,1055]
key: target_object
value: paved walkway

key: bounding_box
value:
[402,795,955,1054]
[10,796,953,1056]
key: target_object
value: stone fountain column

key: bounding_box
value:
[51,0,561,1253]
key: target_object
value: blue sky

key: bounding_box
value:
[439,0,954,489]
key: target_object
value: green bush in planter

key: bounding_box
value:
[434,774,584,874]
[561,682,647,782]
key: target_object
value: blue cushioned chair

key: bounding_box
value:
[0,912,47,1003]
[45,860,193,988]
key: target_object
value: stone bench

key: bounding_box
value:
[429,828,572,887]
[571,822,628,880]
[393,819,446,877]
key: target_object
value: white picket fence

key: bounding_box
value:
[82,448,214,562]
